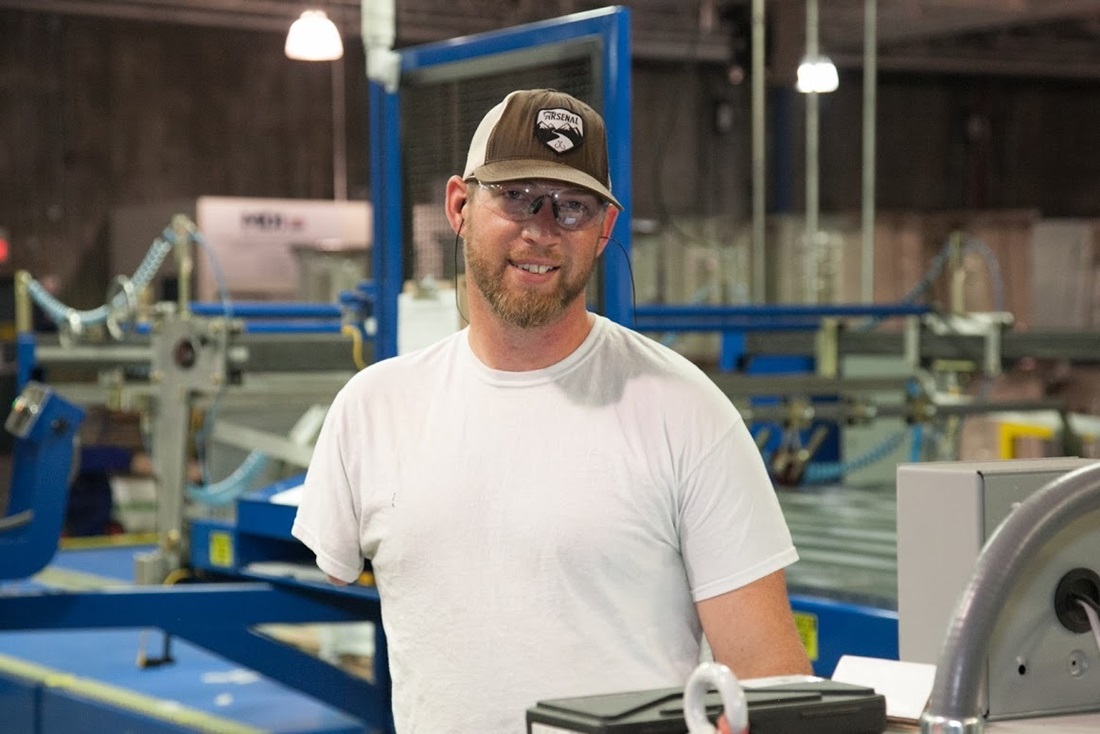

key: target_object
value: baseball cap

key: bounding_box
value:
[463,89,622,210]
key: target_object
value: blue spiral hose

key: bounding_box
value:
[802,427,911,485]
[909,423,925,463]
[28,227,175,328]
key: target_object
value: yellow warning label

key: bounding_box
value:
[208,531,234,568]
[794,611,819,661]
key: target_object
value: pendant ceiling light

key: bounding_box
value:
[285,9,344,61]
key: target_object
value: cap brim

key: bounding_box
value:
[471,159,622,210]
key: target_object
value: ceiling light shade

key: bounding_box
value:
[796,56,839,94]
[285,10,344,61]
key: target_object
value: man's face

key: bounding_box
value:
[462,180,608,329]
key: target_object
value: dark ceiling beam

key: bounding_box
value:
[833,49,1100,80]
[0,0,728,63]
[824,0,1100,48]
[0,0,360,35]
[4,0,1100,75]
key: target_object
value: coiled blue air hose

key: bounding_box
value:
[909,423,924,463]
[802,427,911,484]
[27,228,174,328]
[753,422,916,486]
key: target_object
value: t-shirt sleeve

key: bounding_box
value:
[291,388,366,584]
[679,414,798,602]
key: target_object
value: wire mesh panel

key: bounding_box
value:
[401,50,599,284]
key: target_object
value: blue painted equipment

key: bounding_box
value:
[0,386,391,730]
[0,381,85,580]
[789,594,899,678]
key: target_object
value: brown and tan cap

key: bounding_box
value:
[463,89,622,210]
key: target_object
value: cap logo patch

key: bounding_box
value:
[535,108,584,154]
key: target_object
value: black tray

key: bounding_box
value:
[527,679,887,734]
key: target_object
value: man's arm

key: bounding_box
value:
[695,568,813,678]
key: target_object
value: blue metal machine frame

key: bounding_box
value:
[0,581,388,724]
[0,382,85,580]
[789,594,899,678]
[634,302,929,332]
[0,384,393,731]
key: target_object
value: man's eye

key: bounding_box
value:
[558,197,594,215]
[500,187,530,201]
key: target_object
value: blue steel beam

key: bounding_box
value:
[189,303,342,319]
[234,321,345,334]
[638,319,824,333]
[0,583,380,630]
[601,8,633,327]
[133,320,346,335]
[0,582,390,731]
[180,625,389,731]
[370,80,403,361]
[399,7,628,69]
[633,303,930,332]
[635,303,930,318]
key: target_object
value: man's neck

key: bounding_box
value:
[467,305,595,372]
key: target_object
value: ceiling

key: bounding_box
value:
[2,0,1100,79]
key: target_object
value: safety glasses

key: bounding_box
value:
[472,180,609,231]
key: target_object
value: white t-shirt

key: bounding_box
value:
[292,315,797,733]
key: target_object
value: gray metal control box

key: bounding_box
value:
[897,457,1100,720]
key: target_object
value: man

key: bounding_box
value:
[292,89,811,733]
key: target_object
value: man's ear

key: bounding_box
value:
[445,176,469,234]
[596,206,620,256]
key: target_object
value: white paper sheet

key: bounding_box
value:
[832,654,936,723]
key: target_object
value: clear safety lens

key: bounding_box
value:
[474,181,608,231]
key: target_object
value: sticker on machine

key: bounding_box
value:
[793,610,819,662]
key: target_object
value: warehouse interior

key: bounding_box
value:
[3,1,1100,732]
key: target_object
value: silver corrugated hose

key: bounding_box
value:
[921,461,1100,734]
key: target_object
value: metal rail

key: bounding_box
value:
[741,329,1100,364]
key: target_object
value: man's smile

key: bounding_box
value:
[511,261,559,276]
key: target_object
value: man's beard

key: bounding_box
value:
[463,222,599,329]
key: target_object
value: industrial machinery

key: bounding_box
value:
[13,215,369,576]
[0,382,84,580]
[0,215,392,732]
[898,458,1100,724]
[6,5,1100,731]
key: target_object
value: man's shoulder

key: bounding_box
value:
[598,317,712,379]
[591,318,732,411]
